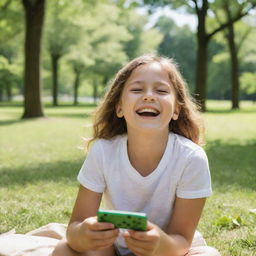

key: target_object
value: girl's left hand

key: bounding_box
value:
[123,221,165,256]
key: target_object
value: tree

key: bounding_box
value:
[67,43,94,105]
[155,16,196,90]
[0,56,20,101]
[119,9,163,59]
[0,0,23,45]
[210,10,255,103]
[46,19,79,106]
[22,0,46,118]
[0,0,23,101]
[45,0,83,106]
[240,72,256,102]
[139,0,256,111]
[80,2,133,102]
[213,0,254,109]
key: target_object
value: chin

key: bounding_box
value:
[135,124,168,133]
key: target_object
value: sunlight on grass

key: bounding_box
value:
[0,100,255,256]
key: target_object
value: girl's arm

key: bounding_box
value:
[163,196,206,255]
[124,196,206,256]
[66,185,119,252]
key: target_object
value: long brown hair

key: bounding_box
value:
[88,54,205,147]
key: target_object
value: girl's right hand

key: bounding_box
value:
[79,216,119,251]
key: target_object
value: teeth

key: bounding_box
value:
[137,108,158,114]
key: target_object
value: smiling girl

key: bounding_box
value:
[52,54,220,256]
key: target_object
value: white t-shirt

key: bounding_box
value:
[77,132,212,253]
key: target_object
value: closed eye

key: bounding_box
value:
[131,89,142,92]
[157,90,169,94]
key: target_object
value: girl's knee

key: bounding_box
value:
[188,246,221,256]
[51,239,80,256]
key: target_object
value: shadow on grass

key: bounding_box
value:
[45,103,97,108]
[1,140,255,191]
[0,102,97,108]
[0,119,28,126]
[0,113,91,126]
[46,112,91,119]
[206,140,256,191]
[206,108,256,114]
[0,159,83,187]
[0,103,94,125]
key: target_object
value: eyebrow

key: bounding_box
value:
[127,80,171,87]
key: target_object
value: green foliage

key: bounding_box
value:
[207,18,256,100]
[1,0,256,104]
[155,16,196,89]
[0,0,23,45]
[119,9,162,59]
[229,234,256,255]
[0,1,24,100]
[79,1,132,94]
[240,72,256,95]
[43,0,162,99]
[0,55,22,99]
[214,215,242,229]
[45,1,82,57]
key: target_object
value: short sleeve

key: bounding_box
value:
[176,148,212,199]
[77,140,106,193]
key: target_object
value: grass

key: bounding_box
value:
[0,100,256,256]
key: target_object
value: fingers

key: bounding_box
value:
[146,221,155,230]
[79,216,119,251]
[89,228,119,240]
[83,216,119,238]
[85,216,115,231]
[124,236,152,256]
[127,246,147,256]
[92,236,118,249]
[125,227,160,242]
[123,223,161,256]
[124,234,149,249]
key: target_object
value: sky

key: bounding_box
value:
[136,6,197,31]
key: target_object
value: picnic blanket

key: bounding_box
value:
[0,223,66,256]
[0,223,207,256]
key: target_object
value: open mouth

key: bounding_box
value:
[136,108,160,117]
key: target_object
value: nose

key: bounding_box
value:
[142,90,155,102]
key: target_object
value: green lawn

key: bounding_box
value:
[0,100,256,256]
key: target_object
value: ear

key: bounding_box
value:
[172,105,180,120]
[116,103,123,118]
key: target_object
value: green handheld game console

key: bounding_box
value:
[97,209,147,231]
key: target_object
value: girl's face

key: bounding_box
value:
[116,62,179,134]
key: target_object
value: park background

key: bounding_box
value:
[0,0,256,255]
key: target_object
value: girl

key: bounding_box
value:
[52,54,220,256]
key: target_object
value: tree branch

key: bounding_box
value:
[0,0,12,11]
[22,0,31,10]
[237,27,252,53]
[202,0,208,13]
[206,2,256,41]
[212,8,228,39]
[191,0,199,15]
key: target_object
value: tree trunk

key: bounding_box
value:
[225,10,240,109]
[194,1,208,112]
[22,0,45,118]
[73,70,80,106]
[51,54,59,106]
[0,87,3,101]
[93,80,98,104]
[6,83,12,101]
[195,36,208,112]
[227,24,239,109]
